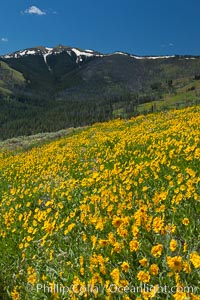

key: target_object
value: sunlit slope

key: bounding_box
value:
[0,107,200,299]
[0,60,25,96]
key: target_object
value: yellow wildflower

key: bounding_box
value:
[121,262,130,272]
[170,239,177,252]
[173,291,187,300]
[112,217,123,228]
[129,240,140,252]
[182,218,190,225]
[151,244,163,257]
[11,288,20,300]
[152,216,164,233]
[167,256,183,272]
[139,258,148,267]
[110,268,120,284]
[190,252,200,268]
[149,264,159,275]
[137,271,150,283]
[183,261,191,274]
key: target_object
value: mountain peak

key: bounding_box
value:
[1,45,104,60]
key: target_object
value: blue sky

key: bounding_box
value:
[0,0,200,55]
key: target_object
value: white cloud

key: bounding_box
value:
[24,6,46,16]
[161,43,174,48]
[1,38,8,42]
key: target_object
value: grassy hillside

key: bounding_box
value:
[112,76,200,118]
[0,61,25,83]
[0,106,199,299]
[0,61,25,97]
[0,127,86,153]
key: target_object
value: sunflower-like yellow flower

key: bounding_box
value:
[112,217,123,228]
[137,271,150,283]
[152,216,164,233]
[149,264,159,275]
[182,218,190,225]
[170,239,177,252]
[167,256,183,272]
[183,261,191,274]
[190,252,200,268]
[173,291,187,300]
[110,268,120,284]
[11,288,20,300]
[121,261,130,272]
[139,257,148,267]
[129,239,140,252]
[151,244,163,257]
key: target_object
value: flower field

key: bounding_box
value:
[0,106,200,299]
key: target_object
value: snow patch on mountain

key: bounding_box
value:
[72,48,94,57]
[85,49,95,53]
[110,52,176,59]
[43,53,52,71]
[46,48,53,52]
[20,50,36,56]
[71,48,103,63]
[113,52,129,56]
[131,55,176,60]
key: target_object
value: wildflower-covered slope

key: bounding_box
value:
[0,107,200,299]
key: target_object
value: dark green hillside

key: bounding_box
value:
[3,55,54,91]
